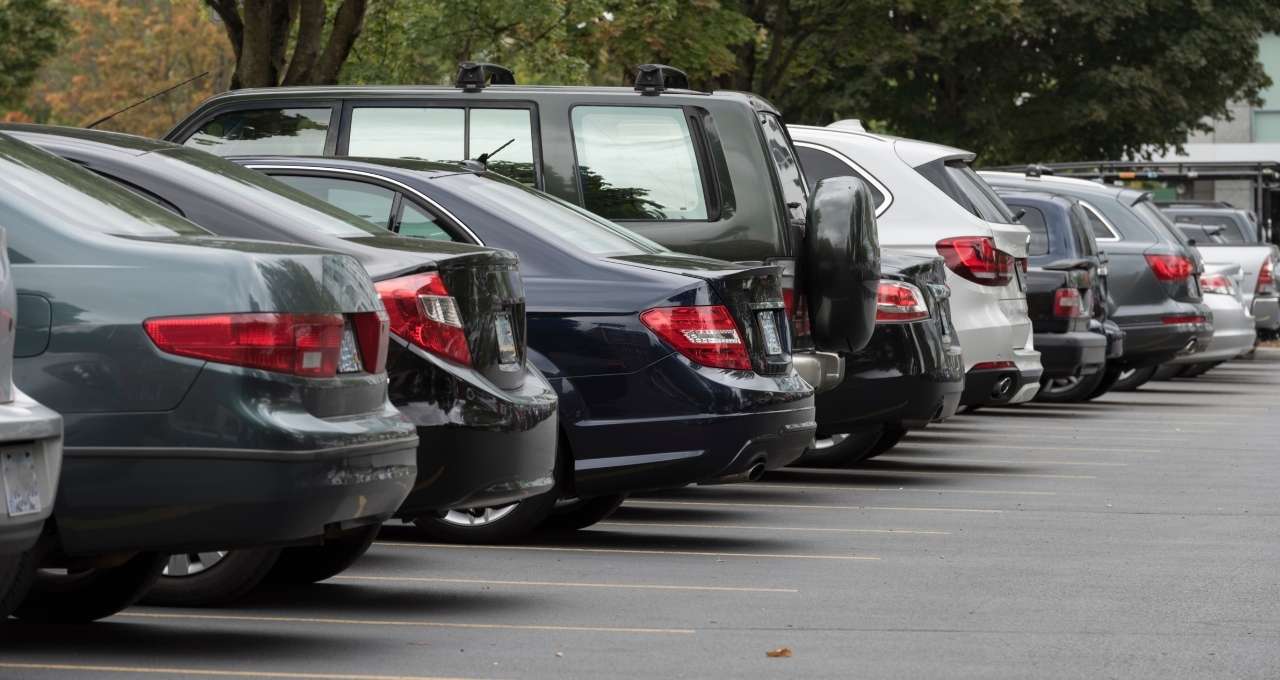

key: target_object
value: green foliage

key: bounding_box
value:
[0,0,67,110]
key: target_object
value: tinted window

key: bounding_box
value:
[397,201,454,241]
[1170,214,1246,243]
[1081,203,1117,240]
[1068,204,1099,256]
[348,107,465,162]
[185,108,331,155]
[759,113,808,226]
[1176,224,1227,245]
[944,162,1016,223]
[1015,206,1050,255]
[1133,200,1188,246]
[277,175,395,228]
[570,106,708,220]
[795,145,886,208]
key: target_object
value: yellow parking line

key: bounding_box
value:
[599,521,950,534]
[376,541,879,561]
[0,662,486,680]
[625,499,1003,513]
[118,611,692,635]
[333,574,798,593]
[748,483,1057,496]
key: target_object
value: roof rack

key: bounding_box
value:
[1024,164,1056,178]
[455,62,516,92]
[634,64,689,95]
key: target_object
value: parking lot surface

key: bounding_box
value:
[3,353,1279,679]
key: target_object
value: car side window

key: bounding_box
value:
[184,108,331,156]
[570,105,709,220]
[1015,206,1050,256]
[758,113,808,226]
[274,175,396,229]
[794,145,886,210]
[396,201,455,241]
[347,106,537,186]
[1079,202,1119,241]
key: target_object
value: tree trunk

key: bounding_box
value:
[206,0,369,90]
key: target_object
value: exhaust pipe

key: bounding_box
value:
[701,456,769,485]
[991,376,1014,399]
[746,462,767,482]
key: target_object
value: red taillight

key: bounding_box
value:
[1257,258,1274,294]
[639,305,751,371]
[1199,273,1233,296]
[351,310,390,374]
[876,280,929,323]
[1145,254,1194,282]
[782,288,812,339]
[936,237,1014,286]
[144,313,344,377]
[375,272,472,366]
[971,361,1015,371]
[1161,315,1206,326]
[1052,288,1087,318]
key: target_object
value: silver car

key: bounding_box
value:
[1167,262,1256,373]
[0,228,63,618]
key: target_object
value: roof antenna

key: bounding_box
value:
[85,71,209,129]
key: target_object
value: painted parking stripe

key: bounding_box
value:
[599,521,950,535]
[333,574,799,593]
[748,483,1057,496]
[0,662,486,680]
[119,611,693,635]
[893,444,1152,454]
[778,468,1095,480]
[625,499,1003,513]
[879,456,1130,466]
[376,541,879,561]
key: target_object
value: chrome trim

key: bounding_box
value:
[792,141,894,217]
[1078,200,1121,241]
[574,449,703,471]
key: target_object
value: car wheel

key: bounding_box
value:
[142,547,282,607]
[265,525,382,586]
[410,489,561,544]
[0,550,36,620]
[866,423,908,458]
[797,427,885,467]
[1111,365,1158,392]
[13,552,166,623]
[542,494,627,531]
[1086,364,1124,400]
[1036,371,1108,403]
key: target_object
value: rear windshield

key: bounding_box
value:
[153,148,385,238]
[1133,200,1190,247]
[1168,212,1250,244]
[0,133,207,238]
[443,172,668,256]
[917,160,1017,224]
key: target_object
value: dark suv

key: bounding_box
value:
[166,63,882,449]
[984,171,1212,392]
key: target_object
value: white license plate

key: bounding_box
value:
[495,313,518,365]
[2,448,42,518]
[759,310,783,356]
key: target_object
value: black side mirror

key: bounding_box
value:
[804,176,881,354]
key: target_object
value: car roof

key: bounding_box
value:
[788,124,975,166]
[980,170,1150,206]
[0,123,175,155]
[992,189,1076,210]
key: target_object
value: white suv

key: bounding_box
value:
[790,122,1042,406]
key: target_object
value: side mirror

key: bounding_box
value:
[804,176,881,353]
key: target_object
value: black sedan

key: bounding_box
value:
[235,154,817,542]
[0,132,420,621]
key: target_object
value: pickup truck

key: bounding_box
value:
[1162,206,1280,340]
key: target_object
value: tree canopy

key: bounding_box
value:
[0,0,66,113]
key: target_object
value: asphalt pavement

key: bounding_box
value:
[3,351,1279,679]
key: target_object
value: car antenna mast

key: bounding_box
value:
[475,138,515,167]
[85,71,210,129]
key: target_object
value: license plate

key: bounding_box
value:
[495,313,518,365]
[758,310,783,356]
[2,448,42,518]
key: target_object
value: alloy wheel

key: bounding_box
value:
[163,551,228,577]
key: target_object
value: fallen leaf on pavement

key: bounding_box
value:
[766,647,793,658]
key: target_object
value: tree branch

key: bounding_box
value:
[312,0,368,85]
[282,0,325,85]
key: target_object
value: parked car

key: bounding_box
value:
[996,190,1122,402]
[164,63,884,464]
[789,122,1043,408]
[1162,260,1256,376]
[6,125,561,569]
[0,132,419,621]
[799,251,964,465]
[983,170,1213,393]
[0,231,63,618]
[1159,204,1279,340]
[232,154,819,541]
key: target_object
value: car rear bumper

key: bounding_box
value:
[0,391,62,556]
[1169,296,1256,365]
[1113,304,1213,367]
[391,353,559,516]
[961,355,1044,406]
[1251,295,1280,331]
[1035,331,1107,379]
[560,357,816,498]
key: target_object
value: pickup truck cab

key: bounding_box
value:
[167,63,881,450]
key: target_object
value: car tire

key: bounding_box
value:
[866,423,908,459]
[0,550,36,619]
[1037,371,1108,403]
[13,552,166,623]
[142,547,282,607]
[410,489,561,544]
[1111,365,1158,392]
[542,494,627,531]
[1087,364,1124,400]
[1152,364,1183,381]
[265,525,382,585]
[797,427,886,467]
